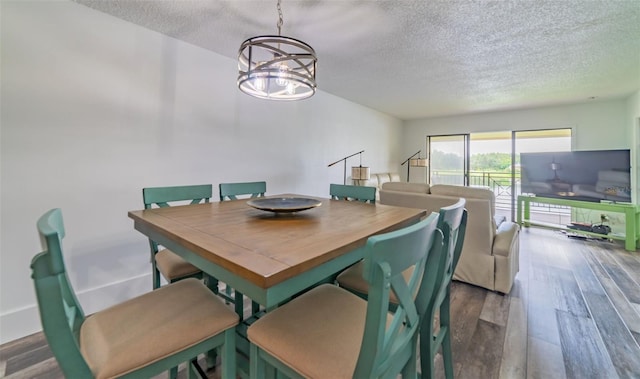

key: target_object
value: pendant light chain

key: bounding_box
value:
[276,0,284,36]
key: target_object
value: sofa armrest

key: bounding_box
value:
[493,221,520,257]
[494,215,506,228]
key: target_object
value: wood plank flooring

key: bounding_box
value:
[1,227,639,378]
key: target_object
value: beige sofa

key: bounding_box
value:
[357,172,400,200]
[380,182,520,294]
[360,172,401,190]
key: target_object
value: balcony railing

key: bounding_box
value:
[432,170,571,222]
[432,170,514,209]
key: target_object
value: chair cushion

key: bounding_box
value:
[80,278,239,379]
[336,262,369,297]
[156,249,201,280]
[248,284,377,379]
[336,261,414,304]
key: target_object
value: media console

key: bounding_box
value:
[517,195,639,251]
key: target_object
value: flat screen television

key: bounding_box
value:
[520,149,631,203]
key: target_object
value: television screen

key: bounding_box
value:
[520,149,631,203]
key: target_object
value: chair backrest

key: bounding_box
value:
[143,184,213,256]
[219,181,266,201]
[438,198,468,283]
[354,212,444,378]
[416,198,468,325]
[31,209,93,377]
[329,183,376,204]
[143,184,213,209]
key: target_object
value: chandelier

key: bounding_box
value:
[237,0,317,101]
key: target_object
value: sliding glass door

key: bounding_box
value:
[514,129,572,224]
[470,132,514,220]
[426,128,572,221]
[427,135,468,185]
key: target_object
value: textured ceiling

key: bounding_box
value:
[74,0,640,120]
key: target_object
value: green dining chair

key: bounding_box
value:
[219,181,267,316]
[247,212,444,379]
[335,198,467,378]
[328,183,376,292]
[329,183,376,203]
[420,198,468,379]
[31,208,239,379]
[142,184,212,290]
[143,184,230,372]
[219,181,266,201]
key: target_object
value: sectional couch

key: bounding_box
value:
[379,182,520,294]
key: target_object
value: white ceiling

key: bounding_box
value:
[74,0,640,120]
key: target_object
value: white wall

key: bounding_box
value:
[402,99,633,184]
[0,1,402,343]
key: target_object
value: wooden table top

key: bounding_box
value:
[128,194,427,289]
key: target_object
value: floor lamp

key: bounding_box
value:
[328,150,370,185]
[401,150,428,182]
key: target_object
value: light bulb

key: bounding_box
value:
[276,63,289,86]
[286,82,295,95]
[254,77,265,91]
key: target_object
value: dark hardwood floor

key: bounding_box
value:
[1,227,639,378]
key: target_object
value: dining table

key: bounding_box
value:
[128,194,427,315]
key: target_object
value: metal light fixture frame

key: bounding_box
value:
[237,0,317,101]
[401,150,428,182]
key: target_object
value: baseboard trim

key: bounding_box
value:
[0,274,151,344]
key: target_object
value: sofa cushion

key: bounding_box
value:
[377,173,391,187]
[430,185,495,216]
[381,182,430,194]
[362,177,379,188]
[360,173,400,190]
[360,173,401,200]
